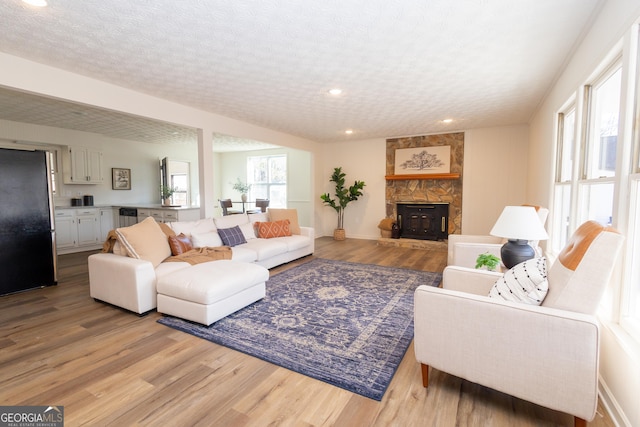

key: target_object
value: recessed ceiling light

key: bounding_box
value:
[22,0,48,7]
[442,119,454,124]
[328,88,342,96]
[345,129,353,135]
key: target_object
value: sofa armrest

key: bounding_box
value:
[88,253,157,314]
[299,226,315,252]
[442,265,502,295]
[414,286,600,421]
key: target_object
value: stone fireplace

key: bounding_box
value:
[385,132,464,238]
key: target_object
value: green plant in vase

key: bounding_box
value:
[161,185,177,205]
[232,178,251,202]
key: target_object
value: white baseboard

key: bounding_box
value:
[599,378,631,427]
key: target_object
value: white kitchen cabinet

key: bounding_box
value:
[135,208,199,223]
[99,208,116,239]
[76,209,100,246]
[136,208,151,223]
[54,210,77,250]
[55,208,103,254]
[63,146,104,184]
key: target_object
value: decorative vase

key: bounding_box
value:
[333,228,346,241]
[163,197,171,206]
[241,194,248,202]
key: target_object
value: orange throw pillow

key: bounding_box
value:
[168,233,193,255]
[256,219,292,238]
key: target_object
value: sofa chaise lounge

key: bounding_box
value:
[88,209,314,324]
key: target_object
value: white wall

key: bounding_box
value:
[528,1,640,425]
[463,125,530,234]
[318,138,387,239]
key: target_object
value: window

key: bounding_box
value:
[578,63,621,227]
[623,177,640,336]
[620,28,640,338]
[552,107,576,252]
[247,155,287,208]
[170,173,188,206]
[552,30,640,341]
[583,66,622,180]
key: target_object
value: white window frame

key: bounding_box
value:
[619,24,640,339]
[551,104,578,254]
[247,154,287,208]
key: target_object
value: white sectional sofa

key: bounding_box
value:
[88,209,314,321]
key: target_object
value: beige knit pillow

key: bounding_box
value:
[267,208,301,234]
[115,217,171,267]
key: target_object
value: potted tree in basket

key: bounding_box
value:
[232,178,251,202]
[320,167,366,240]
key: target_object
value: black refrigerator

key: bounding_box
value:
[0,148,57,295]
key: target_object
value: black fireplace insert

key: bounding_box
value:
[396,202,449,241]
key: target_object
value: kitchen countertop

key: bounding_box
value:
[55,204,200,210]
[116,204,200,210]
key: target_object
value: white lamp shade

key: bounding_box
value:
[489,206,549,241]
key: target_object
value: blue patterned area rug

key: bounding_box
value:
[157,258,442,400]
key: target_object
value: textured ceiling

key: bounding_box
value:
[0,0,600,146]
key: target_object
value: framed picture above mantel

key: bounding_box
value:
[394,146,450,175]
[385,173,460,181]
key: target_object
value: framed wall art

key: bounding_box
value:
[112,168,131,190]
[394,146,450,175]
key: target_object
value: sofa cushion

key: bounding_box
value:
[239,222,257,240]
[169,218,216,237]
[218,225,247,247]
[488,257,548,305]
[190,231,223,248]
[270,234,311,251]
[158,221,176,237]
[214,213,249,229]
[115,216,171,267]
[168,233,193,255]
[239,239,288,261]
[230,246,258,263]
[267,209,301,234]
[248,212,269,223]
[156,260,269,305]
[256,219,292,238]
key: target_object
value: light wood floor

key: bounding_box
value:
[0,237,615,426]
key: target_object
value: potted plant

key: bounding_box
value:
[475,252,501,271]
[320,167,366,240]
[160,185,177,206]
[232,178,251,202]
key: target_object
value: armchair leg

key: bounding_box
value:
[574,417,586,427]
[421,363,429,387]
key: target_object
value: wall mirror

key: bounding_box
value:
[161,157,190,206]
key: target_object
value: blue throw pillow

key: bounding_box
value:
[217,225,247,247]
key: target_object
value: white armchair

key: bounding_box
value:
[415,221,624,427]
[448,206,549,268]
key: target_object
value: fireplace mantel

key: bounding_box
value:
[385,173,460,181]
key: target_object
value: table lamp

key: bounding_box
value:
[489,206,549,269]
